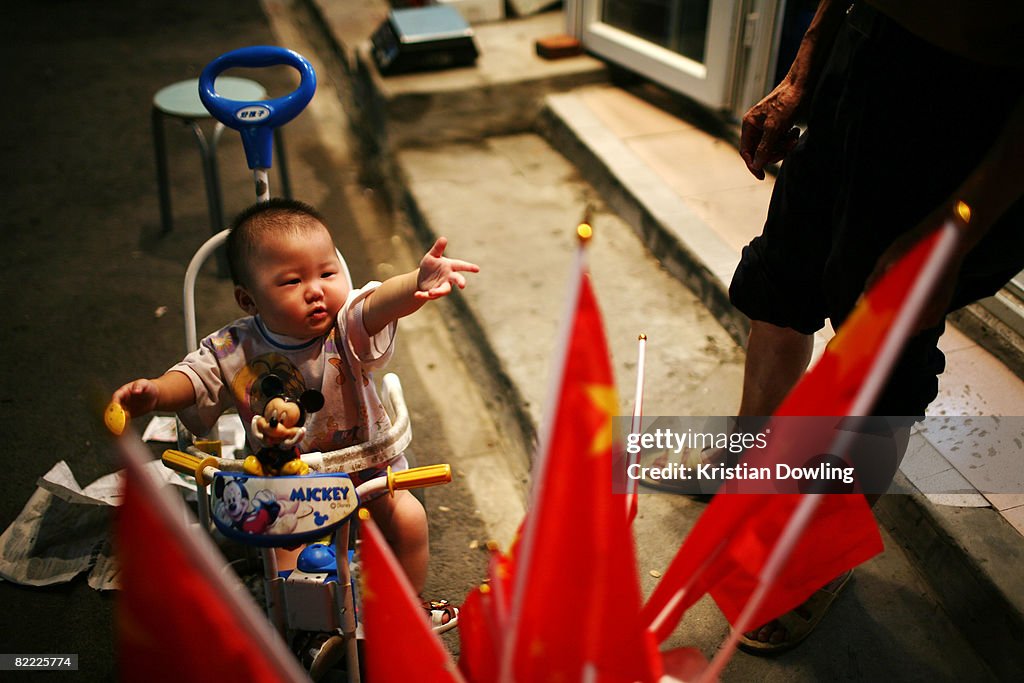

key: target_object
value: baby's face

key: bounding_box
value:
[241,223,350,339]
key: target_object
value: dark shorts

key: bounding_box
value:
[729,2,1024,416]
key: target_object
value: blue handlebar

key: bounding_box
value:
[198,46,316,169]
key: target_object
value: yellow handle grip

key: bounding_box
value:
[162,449,202,474]
[103,402,129,436]
[162,449,218,486]
[387,464,452,496]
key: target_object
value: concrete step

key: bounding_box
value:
[533,89,1024,679]
[391,128,1000,682]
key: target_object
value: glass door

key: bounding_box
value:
[572,0,743,110]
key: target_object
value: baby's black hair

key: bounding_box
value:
[226,198,328,286]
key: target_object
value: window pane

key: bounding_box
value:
[602,0,711,64]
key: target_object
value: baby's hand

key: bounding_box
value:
[111,379,161,419]
[415,237,480,300]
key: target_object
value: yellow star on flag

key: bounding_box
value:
[360,566,375,604]
[583,383,617,456]
[824,297,885,379]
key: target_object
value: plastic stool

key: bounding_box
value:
[152,77,293,236]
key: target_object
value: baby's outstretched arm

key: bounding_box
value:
[361,237,479,336]
[111,370,196,419]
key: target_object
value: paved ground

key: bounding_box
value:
[0,0,496,676]
[298,0,1008,680]
[0,3,277,677]
[0,1,522,677]
[390,133,997,682]
[0,1,1008,681]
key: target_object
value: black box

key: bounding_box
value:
[371,5,479,75]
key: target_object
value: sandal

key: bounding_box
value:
[423,599,459,634]
[738,570,853,656]
[637,447,726,499]
[294,631,345,681]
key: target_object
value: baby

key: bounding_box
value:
[111,198,477,625]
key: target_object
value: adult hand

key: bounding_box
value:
[740,80,806,180]
[415,237,480,300]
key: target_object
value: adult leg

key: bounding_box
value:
[735,324,834,652]
[738,320,814,417]
[734,4,882,649]
[737,0,1023,654]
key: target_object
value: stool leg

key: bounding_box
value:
[191,121,229,277]
[210,123,228,224]
[209,124,231,277]
[274,128,293,199]
[152,107,173,234]
[190,121,224,234]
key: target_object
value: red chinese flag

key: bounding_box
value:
[458,543,513,681]
[505,274,660,682]
[779,226,953,417]
[456,585,499,682]
[643,492,880,640]
[359,513,464,683]
[645,225,957,640]
[116,436,306,682]
[484,541,514,623]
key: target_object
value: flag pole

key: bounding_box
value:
[625,333,646,523]
[528,220,592,502]
[487,540,510,632]
[647,535,729,639]
[499,220,593,683]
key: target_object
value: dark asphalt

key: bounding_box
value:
[0,2,357,679]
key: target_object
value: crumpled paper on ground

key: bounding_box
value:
[142,414,246,459]
[0,415,243,591]
[0,458,195,591]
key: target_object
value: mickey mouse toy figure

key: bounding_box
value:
[244,375,325,477]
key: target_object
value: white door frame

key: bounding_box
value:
[567,0,743,110]
[567,0,790,118]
